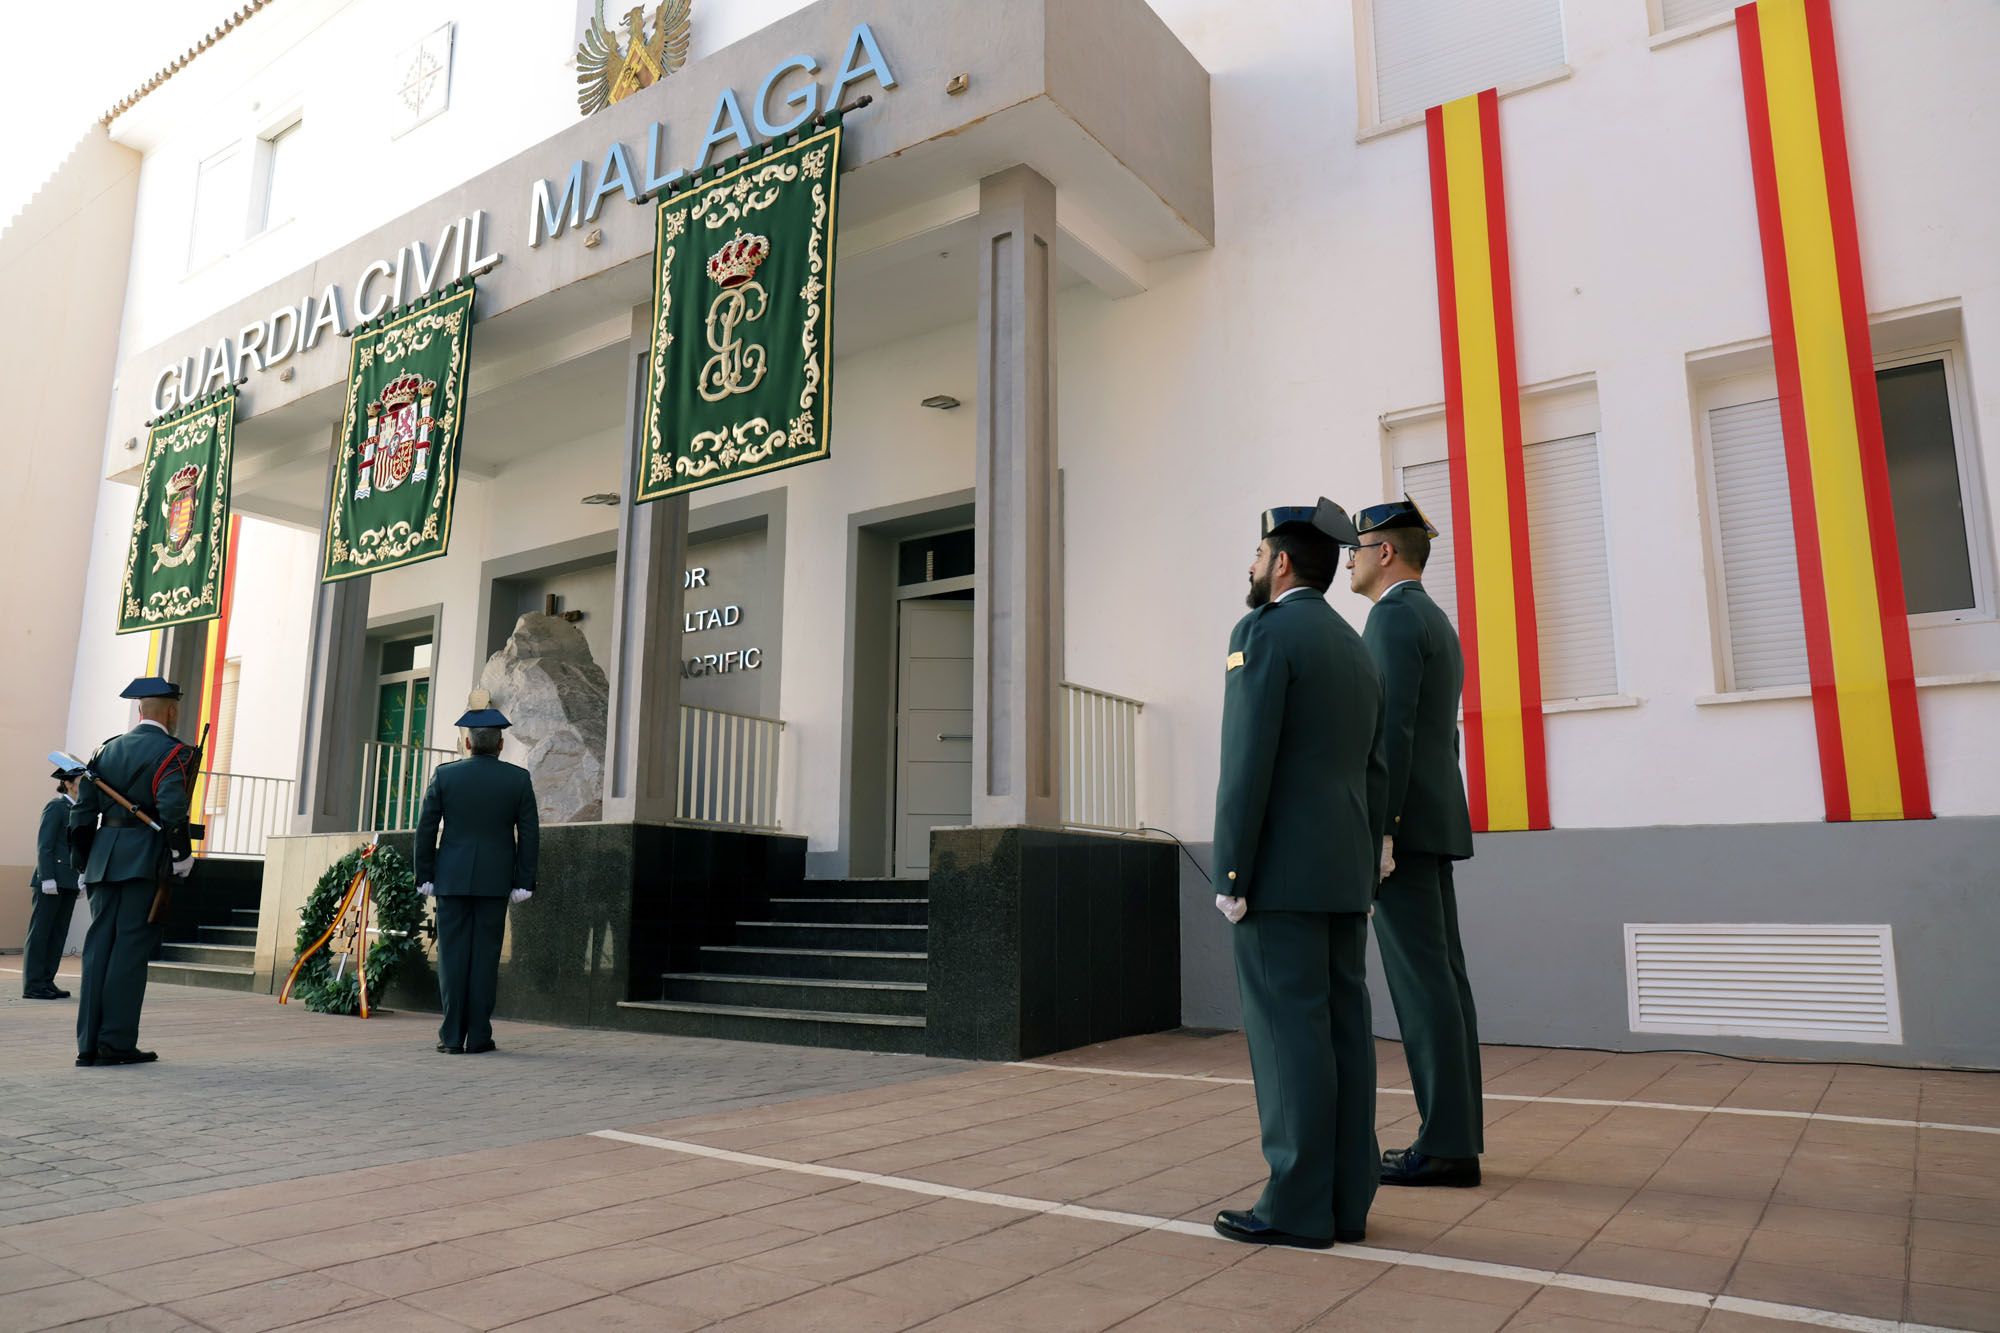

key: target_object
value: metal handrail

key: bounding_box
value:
[1059,682,1144,833]
[1060,680,1147,710]
[192,771,293,858]
[358,740,457,831]
[678,705,785,832]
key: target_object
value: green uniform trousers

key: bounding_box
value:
[435,895,508,1050]
[1233,909,1378,1239]
[23,888,78,992]
[77,881,160,1055]
[1374,853,1484,1157]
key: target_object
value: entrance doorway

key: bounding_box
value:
[370,634,432,829]
[890,527,975,878]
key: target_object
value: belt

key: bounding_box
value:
[100,813,149,829]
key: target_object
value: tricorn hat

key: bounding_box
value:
[120,676,183,701]
[1261,497,1360,547]
[51,765,84,781]
[453,708,512,729]
[1354,494,1439,538]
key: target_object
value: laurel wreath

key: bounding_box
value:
[289,844,427,1015]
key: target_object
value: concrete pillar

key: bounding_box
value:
[155,622,209,734]
[973,166,1063,828]
[603,304,687,824]
[291,424,371,833]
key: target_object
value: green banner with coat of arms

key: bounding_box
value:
[635,117,842,502]
[118,389,236,634]
[322,282,476,582]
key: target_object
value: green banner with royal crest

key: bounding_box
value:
[322,282,476,582]
[635,116,842,502]
[118,389,236,634]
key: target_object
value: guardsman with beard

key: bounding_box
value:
[1212,498,1387,1250]
[1348,496,1483,1188]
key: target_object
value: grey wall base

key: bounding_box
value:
[927,825,1180,1060]
[1177,817,2000,1069]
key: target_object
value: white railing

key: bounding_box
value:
[1060,682,1144,833]
[192,771,294,858]
[358,741,458,831]
[678,705,784,831]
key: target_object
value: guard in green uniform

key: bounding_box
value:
[414,706,539,1055]
[1350,497,1483,1187]
[23,766,84,999]
[68,678,196,1066]
[1213,499,1386,1250]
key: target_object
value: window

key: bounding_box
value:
[1702,346,1989,691]
[1363,0,1566,127]
[1652,0,1736,36]
[187,144,243,269]
[253,119,303,233]
[1386,383,1620,704]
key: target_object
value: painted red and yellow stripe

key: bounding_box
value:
[1426,89,1549,832]
[1736,0,1929,821]
[186,514,243,834]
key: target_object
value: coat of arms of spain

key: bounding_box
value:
[577,0,692,116]
[355,373,438,501]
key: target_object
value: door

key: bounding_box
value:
[370,636,432,830]
[894,600,974,878]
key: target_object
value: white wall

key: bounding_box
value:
[81,0,2000,854]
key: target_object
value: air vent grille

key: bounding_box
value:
[1624,924,1901,1044]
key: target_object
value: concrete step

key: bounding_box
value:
[147,960,254,992]
[731,921,928,952]
[660,972,926,1017]
[196,925,258,947]
[617,999,926,1054]
[158,942,255,969]
[231,907,261,920]
[766,897,929,925]
[698,944,926,984]
[781,878,929,901]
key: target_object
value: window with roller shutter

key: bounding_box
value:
[1360,0,1567,128]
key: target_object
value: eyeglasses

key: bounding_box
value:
[1345,542,1390,564]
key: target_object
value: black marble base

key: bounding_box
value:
[374,822,806,1028]
[926,826,1180,1060]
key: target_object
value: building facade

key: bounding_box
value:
[44,0,2000,1063]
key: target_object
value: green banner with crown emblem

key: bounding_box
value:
[118,389,236,634]
[322,283,476,582]
[635,118,841,502]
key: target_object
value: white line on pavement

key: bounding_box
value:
[1007,1061,2000,1136]
[592,1127,1972,1333]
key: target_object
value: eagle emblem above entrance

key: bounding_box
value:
[577,0,692,117]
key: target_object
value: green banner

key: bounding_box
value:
[118,390,236,634]
[635,118,842,502]
[322,283,476,582]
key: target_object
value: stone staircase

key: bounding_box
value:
[149,905,258,991]
[620,879,929,1052]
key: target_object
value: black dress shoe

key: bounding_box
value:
[435,1043,462,1054]
[1213,1209,1333,1250]
[74,1051,96,1067]
[23,987,67,1000]
[94,1048,158,1066]
[465,1040,497,1054]
[1336,1228,1367,1244]
[1380,1147,1480,1187]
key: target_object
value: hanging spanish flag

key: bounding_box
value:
[1425,89,1548,832]
[1736,0,1929,821]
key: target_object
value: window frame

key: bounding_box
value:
[1383,377,1626,704]
[186,142,244,273]
[249,114,304,237]
[1696,339,1993,693]
[1351,0,1572,140]
[1646,0,1738,47]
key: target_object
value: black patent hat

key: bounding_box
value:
[120,676,183,700]
[1353,494,1439,538]
[1261,497,1360,547]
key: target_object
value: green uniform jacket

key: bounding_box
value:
[1363,582,1474,860]
[1214,589,1387,913]
[69,725,192,883]
[414,756,540,897]
[33,798,79,890]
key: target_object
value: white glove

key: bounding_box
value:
[1214,893,1247,925]
[77,876,89,892]
[417,882,435,897]
[41,879,59,894]
[171,856,195,879]
[509,888,532,904]
[1379,836,1396,883]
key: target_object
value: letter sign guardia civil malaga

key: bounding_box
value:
[634,116,841,502]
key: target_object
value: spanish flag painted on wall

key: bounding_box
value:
[1736,0,1930,821]
[1425,89,1549,832]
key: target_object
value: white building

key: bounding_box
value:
[20,0,1999,1064]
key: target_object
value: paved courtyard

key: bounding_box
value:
[2,962,1997,1332]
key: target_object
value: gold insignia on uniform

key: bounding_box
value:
[576,0,693,117]
[1227,651,1245,671]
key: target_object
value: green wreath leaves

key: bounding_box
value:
[290,844,427,1015]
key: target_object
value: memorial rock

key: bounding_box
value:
[478,613,609,824]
